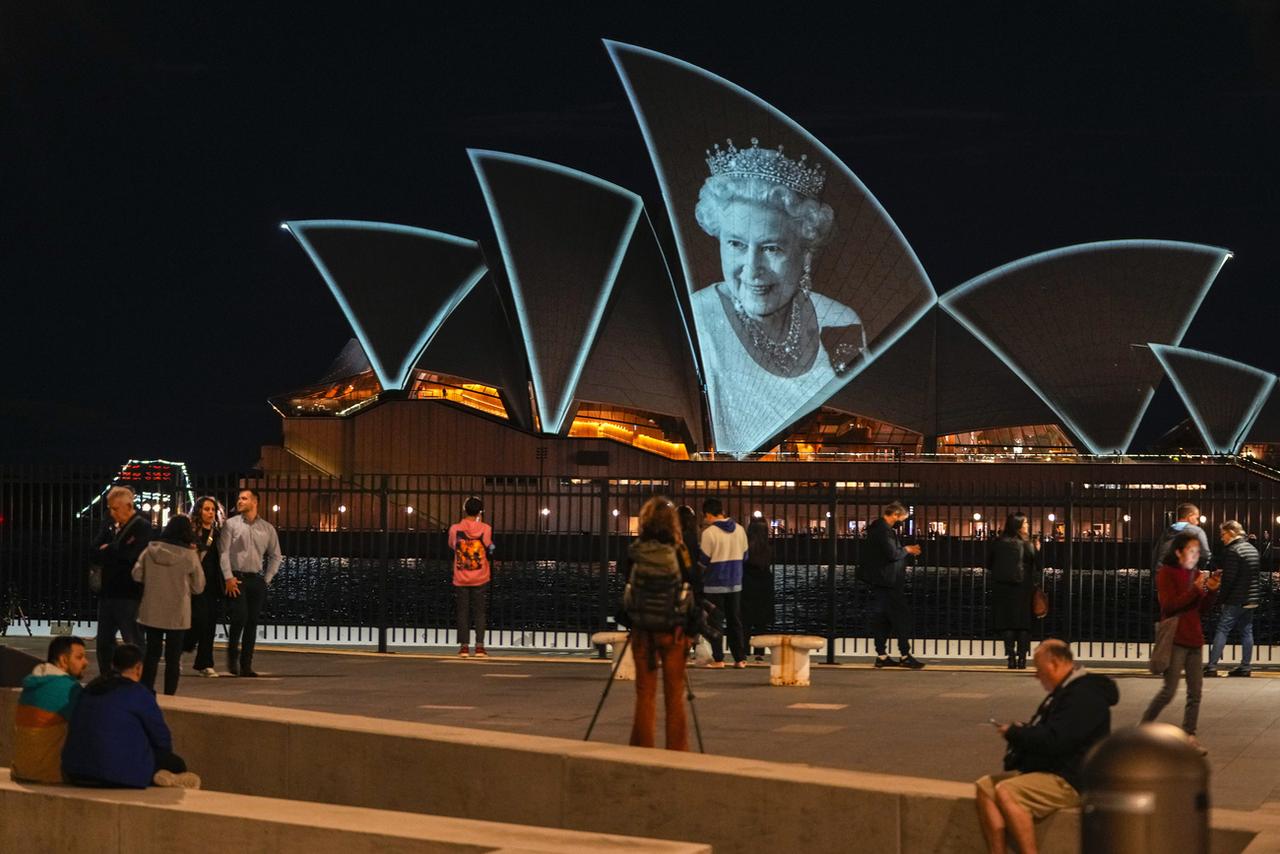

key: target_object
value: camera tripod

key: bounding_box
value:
[583,631,705,753]
[1,586,33,637]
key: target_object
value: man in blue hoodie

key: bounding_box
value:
[1152,503,1211,571]
[62,643,200,789]
[699,498,749,668]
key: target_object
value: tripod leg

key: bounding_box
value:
[684,667,705,754]
[584,634,631,742]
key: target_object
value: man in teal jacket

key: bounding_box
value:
[10,636,88,783]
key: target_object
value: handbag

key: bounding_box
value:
[1149,589,1201,675]
[1149,616,1178,675]
[1032,587,1049,619]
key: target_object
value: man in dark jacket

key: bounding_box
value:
[860,501,924,669]
[1206,520,1261,677]
[62,643,200,789]
[976,639,1119,854]
[90,486,153,674]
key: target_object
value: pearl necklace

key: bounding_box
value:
[731,291,804,372]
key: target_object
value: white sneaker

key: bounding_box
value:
[153,769,202,789]
[198,667,219,678]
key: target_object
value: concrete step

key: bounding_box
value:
[1,770,709,854]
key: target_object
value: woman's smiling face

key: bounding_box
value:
[718,200,803,319]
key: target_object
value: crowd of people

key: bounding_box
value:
[5,483,285,791]
[89,485,283,692]
[4,488,1255,853]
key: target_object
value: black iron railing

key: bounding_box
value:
[2,466,1277,660]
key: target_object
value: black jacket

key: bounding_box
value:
[91,514,153,600]
[859,517,909,589]
[194,525,223,597]
[1004,669,1119,791]
[988,537,1041,632]
[1217,537,1261,608]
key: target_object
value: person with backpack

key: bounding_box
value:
[448,496,494,658]
[988,513,1041,670]
[623,496,697,750]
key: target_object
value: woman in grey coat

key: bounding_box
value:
[132,515,205,694]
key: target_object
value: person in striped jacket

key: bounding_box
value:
[699,497,750,668]
[10,637,88,783]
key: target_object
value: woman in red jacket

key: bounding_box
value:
[1141,531,1221,752]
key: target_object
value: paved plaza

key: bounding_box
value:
[7,636,1280,814]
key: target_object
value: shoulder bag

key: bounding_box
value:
[1150,591,1201,675]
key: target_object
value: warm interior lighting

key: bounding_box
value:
[568,405,689,460]
[938,424,1074,453]
[410,373,508,419]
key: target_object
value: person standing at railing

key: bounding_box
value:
[184,496,225,678]
[448,496,494,658]
[699,497,749,668]
[218,488,282,677]
[1204,520,1260,678]
[988,513,1041,670]
[741,518,774,660]
[1152,503,1211,572]
[859,501,924,669]
[89,486,153,675]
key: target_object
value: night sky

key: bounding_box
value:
[4,2,1278,471]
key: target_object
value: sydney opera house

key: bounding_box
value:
[258,41,1280,485]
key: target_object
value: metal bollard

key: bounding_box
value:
[1080,723,1209,854]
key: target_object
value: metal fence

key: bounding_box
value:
[2,465,1278,661]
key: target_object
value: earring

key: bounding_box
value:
[800,255,813,294]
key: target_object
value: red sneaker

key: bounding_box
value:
[458,646,470,658]
[474,646,488,658]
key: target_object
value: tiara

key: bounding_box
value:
[705,138,826,199]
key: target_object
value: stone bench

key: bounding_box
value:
[589,630,634,681]
[2,690,1269,853]
[0,769,710,853]
[750,634,826,686]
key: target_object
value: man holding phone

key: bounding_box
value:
[861,501,924,669]
[976,640,1118,854]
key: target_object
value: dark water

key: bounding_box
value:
[260,559,1280,646]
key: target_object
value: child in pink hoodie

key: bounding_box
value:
[447,497,494,657]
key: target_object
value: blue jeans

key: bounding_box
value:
[1209,604,1256,670]
[96,598,140,674]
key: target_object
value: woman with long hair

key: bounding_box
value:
[186,496,225,677]
[131,515,205,695]
[1142,531,1221,752]
[741,518,774,660]
[625,496,697,750]
[988,512,1041,669]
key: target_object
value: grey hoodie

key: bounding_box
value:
[131,541,206,630]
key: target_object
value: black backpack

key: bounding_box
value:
[623,540,693,632]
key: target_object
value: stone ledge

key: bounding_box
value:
[0,771,710,854]
[0,690,1263,853]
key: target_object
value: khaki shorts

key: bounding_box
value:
[976,772,1080,819]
